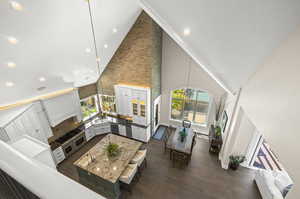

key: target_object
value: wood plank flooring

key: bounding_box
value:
[57,135,262,199]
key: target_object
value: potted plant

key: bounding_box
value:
[229,155,246,170]
[179,128,187,142]
[106,143,120,158]
[215,125,222,138]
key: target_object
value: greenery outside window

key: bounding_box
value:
[80,95,99,121]
[100,95,116,113]
[171,88,210,125]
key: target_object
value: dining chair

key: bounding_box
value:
[172,150,189,168]
[130,149,147,176]
[120,163,139,194]
[163,127,170,152]
[188,133,197,162]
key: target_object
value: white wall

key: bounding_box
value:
[160,32,226,131]
[237,27,300,199]
[231,108,257,156]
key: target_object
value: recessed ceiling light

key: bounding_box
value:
[7,36,18,44]
[9,1,23,11]
[39,77,46,82]
[5,82,14,87]
[112,28,118,33]
[183,28,191,36]
[7,62,16,68]
[104,44,108,48]
[85,48,91,53]
[37,86,46,91]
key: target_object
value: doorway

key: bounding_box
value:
[152,96,161,135]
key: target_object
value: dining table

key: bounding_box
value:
[167,127,194,154]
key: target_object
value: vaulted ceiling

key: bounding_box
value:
[141,0,300,93]
[1,0,300,106]
[0,0,141,106]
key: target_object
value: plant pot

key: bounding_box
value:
[229,163,240,170]
[180,136,186,142]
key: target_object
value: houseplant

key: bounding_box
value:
[106,142,120,158]
[229,155,246,170]
[215,125,222,138]
[179,128,187,142]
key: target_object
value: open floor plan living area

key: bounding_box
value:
[0,1,299,199]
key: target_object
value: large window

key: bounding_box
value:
[171,88,210,125]
[100,95,116,113]
[80,95,99,121]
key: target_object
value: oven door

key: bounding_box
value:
[73,134,86,149]
[62,142,74,157]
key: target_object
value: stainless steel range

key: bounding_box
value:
[56,126,86,158]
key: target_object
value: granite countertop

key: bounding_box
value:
[74,134,142,183]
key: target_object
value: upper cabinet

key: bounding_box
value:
[0,102,53,144]
[41,90,82,127]
[115,85,151,126]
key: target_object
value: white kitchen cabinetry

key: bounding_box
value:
[52,146,65,165]
[85,127,95,141]
[41,90,82,127]
[132,125,150,142]
[115,86,132,116]
[118,124,126,136]
[94,124,111,135]
[115,85,151,126]
[0,102,53,144]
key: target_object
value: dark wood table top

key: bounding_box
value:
[167,127,194,154]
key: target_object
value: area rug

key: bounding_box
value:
[153,126,167,140]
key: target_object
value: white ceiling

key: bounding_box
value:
[141,0,300,93]
[0,0,141,106]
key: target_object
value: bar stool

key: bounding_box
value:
[130,149,147,175]
[119,163,138,194]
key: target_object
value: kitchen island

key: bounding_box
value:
[74,134,142,199]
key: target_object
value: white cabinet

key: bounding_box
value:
[52,146,65,165]
[131,89,149,126]
[131,125,151,142]
[118,124,126,136]
[85,127,95,141]
[115,86,132,116]
[94,124,111,135]
[115,85,150,126]
[42,90,82,127]
[0,102,53,144]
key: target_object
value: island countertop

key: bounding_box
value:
[74,134,142,183]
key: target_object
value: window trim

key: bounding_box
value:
[99,94,116,114]
[80,95,100,122]
[168,87,212,127]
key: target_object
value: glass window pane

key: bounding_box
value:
[194,101,209,124]
[183,99,194,121]
[80,96,99,120]
[171,89,186,99]
[171,98,183,120]
[100,95,116,113]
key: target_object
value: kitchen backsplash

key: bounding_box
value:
[48,117,81,143]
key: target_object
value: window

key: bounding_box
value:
[170,88,210,125]
[80,95,99,121]
[100,95,116,113]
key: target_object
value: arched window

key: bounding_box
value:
[170,88,210,125]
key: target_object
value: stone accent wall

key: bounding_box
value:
[78,83,97,99]
[98,11,162,96]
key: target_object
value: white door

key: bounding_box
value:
[153,96,161,134]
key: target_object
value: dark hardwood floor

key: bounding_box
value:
[57,134,262,199]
